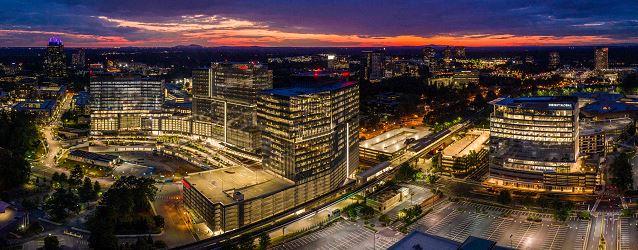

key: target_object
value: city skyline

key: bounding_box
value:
[1,0,638,47]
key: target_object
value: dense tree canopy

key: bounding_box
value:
[88,176,160,249]
[0,111,40,191]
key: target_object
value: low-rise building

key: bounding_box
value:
[183,165,342,234]
[359,128,431,163]
[366,186,410,212]
[67,150,121,167]
[579,117,633,156]
[440,129,489,176]
[13,99,57,122]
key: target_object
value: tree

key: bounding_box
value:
[379,214,391,225]
[79,177,96,202]
[43,235,60,250]
[44,188,80,221]
[0,148,30,191]
[497,190,512,205]
[153,215,165,228]
[93,181,102,196]
[610,153,634,192]
[258,232,270,250]
[69,165,84,187]
[521,194,533,208]
[396,164,419,182]
[360,205,375,220]
[237,234,254,250]
[0,111,41,191]
[153,240,167,249]
[88,210,118,250]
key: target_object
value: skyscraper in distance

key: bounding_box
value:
[422,47,438,73]
[72,49,86,68]
[45,36,67,78]
[454,46,466,59]
[548,51,560,70]
[362,50,384,82]
[443,46,453,71]
[595,47,608,70]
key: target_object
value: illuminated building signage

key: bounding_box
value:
[548,103,572,108]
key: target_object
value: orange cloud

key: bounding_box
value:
[3,14,637,47]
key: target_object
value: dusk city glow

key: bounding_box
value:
[2,1,638,47]
[1,1,638,250]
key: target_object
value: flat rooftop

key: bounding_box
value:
[360,127,431,154]
[491,96,578,110]
[183,165,294,205]
[580,117,633,135]
[262,82,355,97]
[442,130,489,157]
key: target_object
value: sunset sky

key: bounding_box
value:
[1,0,637,47]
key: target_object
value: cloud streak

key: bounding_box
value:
[1,0,637,47]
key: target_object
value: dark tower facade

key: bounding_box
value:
[45,36,67,78]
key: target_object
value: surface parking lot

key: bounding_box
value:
[412,200,591,250]
[275,199,595,250]
[273,220,402,250]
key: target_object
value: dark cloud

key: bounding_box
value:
[1,0,637,46]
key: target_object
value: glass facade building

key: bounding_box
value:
[258,82,360,190]
[488,96,596,192]
[192,62,273,153]
[90,73,164,134]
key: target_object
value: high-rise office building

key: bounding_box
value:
[90,73,164,133]
[595,47,609,70]
[443,46,453,71]
[71,49,85,68]
[258,82,359,190]
[192,62,273,152]
[45,36,67,78]
[548,51,560,69]
[454,46,466,59]
[422,47,438,73]
[488,96,596,192]
[362,50,384,82]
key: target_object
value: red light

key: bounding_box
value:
[239,65,249,70]
[182,179,191,189]
[341,71,350,77]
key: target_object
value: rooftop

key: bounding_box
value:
[442,130,489,157]
[183,165,294,205]
[262,82,355,97]
[13,99,56,112]
[388,231,514,250]
[579,117,633,136]
[69,150,120,163]
[581,101,638,114]
[361,127,431,154]
[491,96,578,110]
[48,36,63,46]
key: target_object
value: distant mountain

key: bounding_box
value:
[173,44,205,49]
